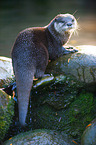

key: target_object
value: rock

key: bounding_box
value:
[2,45,96,143]
[4,129,75,145]
[0,89,14,141]
[81,119,96,145]
[0,56,13,79]
[32,75,80,110]
[33,76,54,88]
[46,45,96,86]
[0,56,14,88]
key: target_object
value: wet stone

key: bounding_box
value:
[4,129,75,145]
[81,118,96,145]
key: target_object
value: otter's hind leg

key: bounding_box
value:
[15,67,35,126]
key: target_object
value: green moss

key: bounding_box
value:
[69,93,93,120]
[0,90,14,141]
[67,93,95,138]
[32,92,95,143]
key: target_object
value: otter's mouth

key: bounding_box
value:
[62,24,76,32]
[67,25,76,30]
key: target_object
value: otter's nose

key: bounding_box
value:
[67,23,72,26]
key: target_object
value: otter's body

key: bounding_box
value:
[12,14,77,126]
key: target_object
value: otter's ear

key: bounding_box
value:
[55,18,61,23]
[55,18,58,22]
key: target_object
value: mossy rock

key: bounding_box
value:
[4,129,75,145]
[31,92,96,142]
[0,89,14,141]
[32,75,81,109]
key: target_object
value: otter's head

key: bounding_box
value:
[53,14,77,34]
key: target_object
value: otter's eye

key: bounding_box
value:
[55,18,58,22]
[60,21,65,23]
[72,19,74,22]
[55,18,66,24]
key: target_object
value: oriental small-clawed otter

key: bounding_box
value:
[11,13,78,126]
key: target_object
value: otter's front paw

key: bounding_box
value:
[62,46,78,54]
[66,46,78,52]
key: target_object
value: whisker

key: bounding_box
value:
[77,24,81,30]
[75,30,78,35]
[77,17,80,21]
[73,10,78,16]
[73,29,79,36]
[73,23,81,36]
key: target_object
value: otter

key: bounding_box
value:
[11,13,77,126]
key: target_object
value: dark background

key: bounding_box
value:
[0,0,96,57]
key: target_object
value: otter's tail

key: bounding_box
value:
[14,65,35,126]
